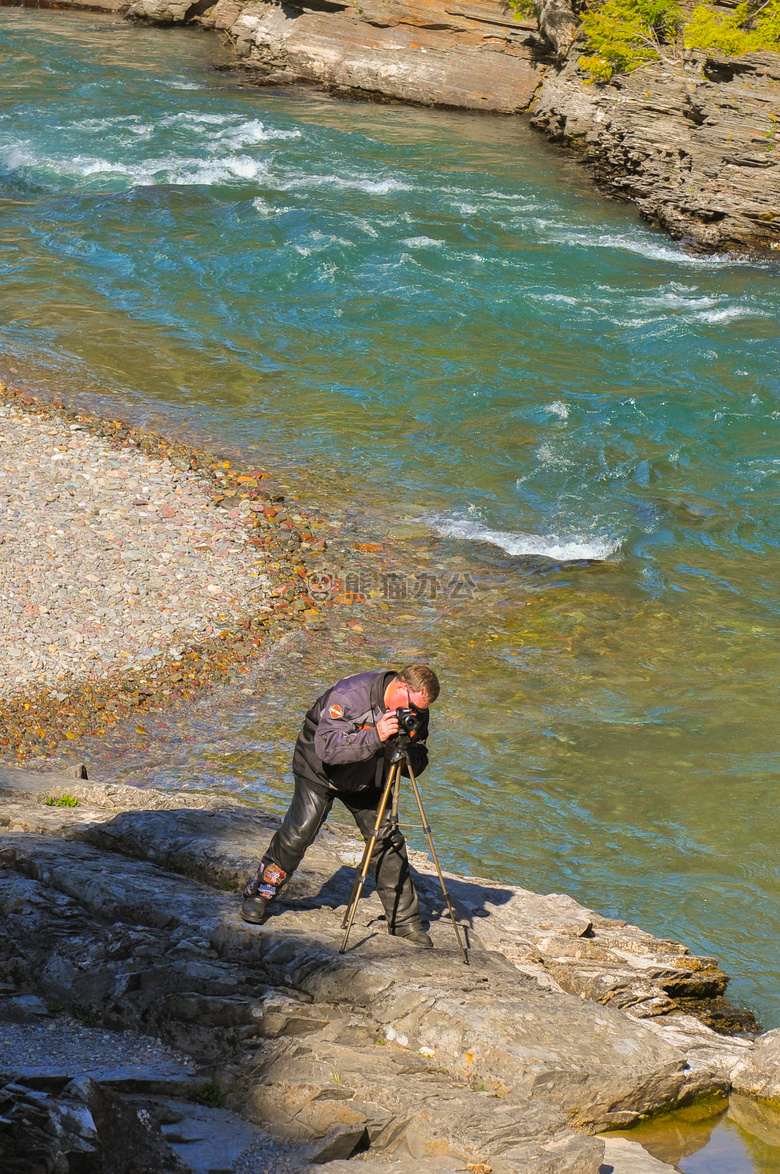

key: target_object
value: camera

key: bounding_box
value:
[386,707,422,763]
[395,707,422,737]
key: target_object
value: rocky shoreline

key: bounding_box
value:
[1,766,779,1172]
[0,380,334,764]
[531,44,780,255]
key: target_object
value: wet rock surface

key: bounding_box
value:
[599,1136,678,1173]
[732,1027,780,1105]
[0,769,772,1172]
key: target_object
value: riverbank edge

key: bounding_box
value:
[3,0,777,256]
[0,376,338,764]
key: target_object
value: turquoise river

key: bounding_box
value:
[1,9,780,1168]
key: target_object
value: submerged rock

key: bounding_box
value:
[600,1136,678,1173]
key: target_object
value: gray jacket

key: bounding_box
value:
[292,670,429,794]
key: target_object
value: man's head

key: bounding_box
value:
[385,664,440,712]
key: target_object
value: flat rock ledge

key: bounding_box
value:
[0,767,774,1173]
[135,0,549,115]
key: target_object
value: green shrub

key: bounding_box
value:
[507,0,540,17]
[197,1081,227,1108]
[45,794,79,807]
[685,1,780,55]
[579,0,780,81]
[579,0,683,80]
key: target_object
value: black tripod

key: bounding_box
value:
[339,739,468,964]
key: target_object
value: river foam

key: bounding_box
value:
[429,515,621,561]
[550,229,735,267]
[1,145,270,188]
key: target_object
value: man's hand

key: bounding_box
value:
[376,710,399,741]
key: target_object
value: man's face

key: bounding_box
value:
[386,680,429,712]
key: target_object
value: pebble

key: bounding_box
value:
[0,407,270,698]
[234,1134,311,1174]
[1,1014,313,1171]
[0,1015,196,1073]
[0,386,332,760]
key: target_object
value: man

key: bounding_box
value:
[241,663,440,948]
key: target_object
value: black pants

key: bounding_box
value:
[263,774,421,930]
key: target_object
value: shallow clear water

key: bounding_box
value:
[613,1093,780,1174]
[2,3,780,1085]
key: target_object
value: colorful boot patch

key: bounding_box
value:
[244,862,287,902]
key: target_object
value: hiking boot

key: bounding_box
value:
[241,861,287,925]
[241,894,270,924]
[389,922,433,949]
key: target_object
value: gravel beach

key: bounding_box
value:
[0,405,269,696]
[0,383,328,760]
[0,1009,313,1172]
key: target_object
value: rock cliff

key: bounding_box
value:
[531,44,780,253]
[120,0,779,252]
[1,767,776,1172]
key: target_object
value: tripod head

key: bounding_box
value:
[386,705,424,765]
[386,733,413,764]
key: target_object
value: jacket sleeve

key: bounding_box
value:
[314,690,383,765]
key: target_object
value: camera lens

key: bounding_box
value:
[396,707,422,735]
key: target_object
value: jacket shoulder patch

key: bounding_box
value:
[328,704,344,720]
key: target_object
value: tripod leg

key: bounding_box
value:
[339,762,398,953]
[405,760,468,965]
[341,761,398,926]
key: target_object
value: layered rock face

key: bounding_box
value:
[0,767,775,1172]
[130,0,548,113]
[532,46,780,253]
